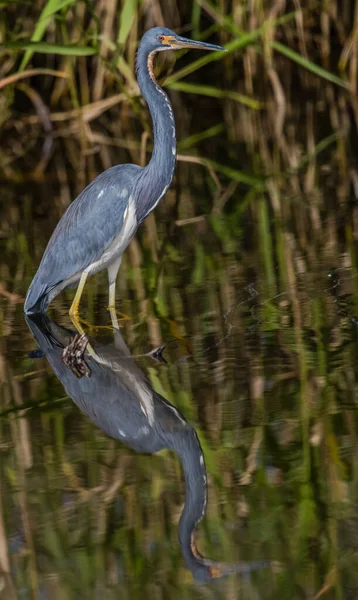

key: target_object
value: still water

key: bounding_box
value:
[1,180,358,600]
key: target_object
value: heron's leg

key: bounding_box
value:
[107,258,130,327]
[69,271,88,317]
[69,314,96,356]
[107,257,122,309]
[108,307,120,331]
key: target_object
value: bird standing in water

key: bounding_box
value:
[24,27,225,316]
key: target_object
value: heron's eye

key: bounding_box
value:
[158,35,164,41]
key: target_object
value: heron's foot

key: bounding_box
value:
[106,306,131,330]
[70,315,95,330]
[85,323,118,332]
[106,305,131,320]
[71,315,115,332]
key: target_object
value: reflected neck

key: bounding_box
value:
[135,46,177,222]
[170,427,209,573]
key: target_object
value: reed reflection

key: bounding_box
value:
[26,315,269,582]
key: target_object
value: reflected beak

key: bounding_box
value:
[171,35,226,52]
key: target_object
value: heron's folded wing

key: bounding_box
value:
[37,164,141,288]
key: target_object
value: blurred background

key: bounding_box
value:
[1,0,358,598]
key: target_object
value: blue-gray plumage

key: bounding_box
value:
[24,27,225,316]
[26,314,271,581]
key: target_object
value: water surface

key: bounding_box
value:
[2,176,358,600]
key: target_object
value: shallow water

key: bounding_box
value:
[2,175,358,599]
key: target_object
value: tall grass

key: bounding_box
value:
[0,0,356,195]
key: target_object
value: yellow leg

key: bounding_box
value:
[69,271,88,317]
[69,314,96,356]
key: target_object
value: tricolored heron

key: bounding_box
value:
[26,314,270,581]
[24,27,225,316]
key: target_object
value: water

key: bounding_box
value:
[2,178,358,600]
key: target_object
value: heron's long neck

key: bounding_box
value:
[135,47,177,222]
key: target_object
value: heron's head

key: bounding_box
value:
[140,27,226,54]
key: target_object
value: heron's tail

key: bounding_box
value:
[24,276,50,315]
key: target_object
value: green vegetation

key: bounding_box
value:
[1,1,358,598]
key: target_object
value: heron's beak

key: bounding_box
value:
[171,36,226,52]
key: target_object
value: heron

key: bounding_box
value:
[26,313,271,581]
[24,27,225,317]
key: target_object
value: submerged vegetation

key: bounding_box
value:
[1,1,358,598]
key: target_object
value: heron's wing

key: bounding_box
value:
[36,164,141,289]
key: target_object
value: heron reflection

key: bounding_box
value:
[26,315,269,582]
